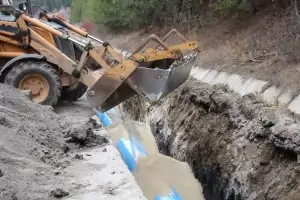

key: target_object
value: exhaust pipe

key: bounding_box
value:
[25,0,33,16]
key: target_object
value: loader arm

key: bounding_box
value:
[0,7,136,88]
[35,14,199,111]
[0,5,199,111]
[0,7,140,107]
[22,14,139,92]
[38,11,199,64]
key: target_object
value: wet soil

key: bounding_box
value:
[124,78,300,200]
[0,84,108,200]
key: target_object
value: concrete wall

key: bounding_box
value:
[190,66,300,115]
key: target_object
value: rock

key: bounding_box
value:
[40,150,53,162]
[62,145,70,153]
[51,189,69,198]
[74,154,83,160]
[42,149,50,154]
[40,153,47,163]
[66,122,108,147]
[62,128,70,135]
[89,115,102,129]
[54,169,62,175]
[20,90,32,99]
[103,148,107,152]
[261,119,275,128]
[0,116,10,127]
[0,169,3,177]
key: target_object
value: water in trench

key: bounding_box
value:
[108,120,205,199]
[124,78,300,200]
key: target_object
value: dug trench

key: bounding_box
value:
[124,78,300,200]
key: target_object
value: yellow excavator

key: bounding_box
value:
[0,2,205,198]
[0,0,199,111]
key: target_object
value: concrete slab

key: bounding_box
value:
[227,74,244,94]
[261,86,282,104]
[240,78,253,96]
[190,66,199,77]
[241,78,267,96]
[191,67,210,81]
[201,70,219,84]
[189,66,297,111]
[211,72,230,85]
[288,94,300,115]
[277,90,294,105]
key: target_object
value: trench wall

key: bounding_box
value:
[124,79,300,200]
[189,66,300,115]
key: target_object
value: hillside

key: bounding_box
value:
[71,1,300,92]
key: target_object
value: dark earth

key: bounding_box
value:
[124,78,300,200]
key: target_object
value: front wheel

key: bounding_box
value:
[4,61,62,106]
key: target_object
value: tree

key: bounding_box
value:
[69,0,265,31]
[70,0,84,22]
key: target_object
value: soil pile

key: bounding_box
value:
[65,121,108,147]
[0,84,107,200]
[124,78,300,200]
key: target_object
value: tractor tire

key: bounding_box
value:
[4,61,62,106]
[61,82,87,101]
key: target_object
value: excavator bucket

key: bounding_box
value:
[86,29,199,112]
[126,53,196,101]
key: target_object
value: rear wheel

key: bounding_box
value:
[61,82,87,101]
[4,61,62,106]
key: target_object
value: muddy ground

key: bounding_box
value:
[124,78,300,200]
[0,84,144,200]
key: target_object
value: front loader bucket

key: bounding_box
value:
[86,29,198,112]
[127,55,195,101]
[87,55,195,112]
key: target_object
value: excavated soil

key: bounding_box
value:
[124,78,300,200]
[0,84,108,200]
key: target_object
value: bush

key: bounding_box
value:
[70,0,85,22]
[213,0,243,10]
[70,0,258,31]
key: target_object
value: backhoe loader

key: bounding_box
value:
[0,1,199,111]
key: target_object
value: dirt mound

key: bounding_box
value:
[0,84,107,200]
[65,121,108,147]
[124,78,300,200]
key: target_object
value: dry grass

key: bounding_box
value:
[191,5,300,91]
